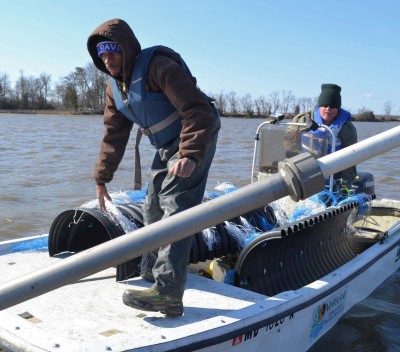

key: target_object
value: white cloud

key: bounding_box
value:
[363,93,375,99]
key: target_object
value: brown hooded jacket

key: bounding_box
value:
[87,18,216,184]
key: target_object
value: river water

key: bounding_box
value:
[0,114,399,351]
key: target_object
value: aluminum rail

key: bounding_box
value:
[1,125,400,310]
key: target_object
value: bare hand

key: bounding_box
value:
[96,184,112,212]
[168,157,196,178]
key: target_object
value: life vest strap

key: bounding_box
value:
[140,110,180,136]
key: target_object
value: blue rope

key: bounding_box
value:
[125,188,147,202]
[259,215,274,231]
[224,269,235,285]
[11,237,48,253]
[242,232,263,247]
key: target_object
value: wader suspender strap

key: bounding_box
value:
[134,128,143,190]
[140,110,180,136]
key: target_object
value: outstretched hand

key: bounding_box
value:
[96,184,112,212]
[168,157,196,178]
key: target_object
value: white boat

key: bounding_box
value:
[1,122,400,352]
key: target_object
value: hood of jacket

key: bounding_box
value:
[87,18,141,86]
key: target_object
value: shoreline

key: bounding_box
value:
[1,109,399,121]
[0,109,102,116]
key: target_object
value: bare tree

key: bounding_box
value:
[84,62,108,110]
[75,63,107,111]
[24,73,53,109]
[212,90,228,116]
[38,73,52,107]
[280,90,295,114]
[57,73,79,112]
[227,91,239,116]
[240,93,254,117]
[53,83,64,106]
[296,97,315,113]
[74,67,91,111]
[0,72,12,108]
[296,97,307,112]
[30,77,42,107]
[269,91,280,114]
[383,100,394,117]
[255,95,268,116]
[14,71,30,109]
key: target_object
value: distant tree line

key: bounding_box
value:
[0,63,107,114]
[0,65,397,121]
[209,90,316,118]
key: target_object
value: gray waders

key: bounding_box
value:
[143,123,219,299]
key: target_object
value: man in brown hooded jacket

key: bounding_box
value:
[87,18,220,316]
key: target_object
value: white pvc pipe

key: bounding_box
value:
[317,125,400,178]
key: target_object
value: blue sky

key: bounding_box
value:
[1,0,399,114]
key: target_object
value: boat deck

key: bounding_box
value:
[0,244,295,352]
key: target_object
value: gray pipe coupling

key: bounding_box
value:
[278,152,325,201]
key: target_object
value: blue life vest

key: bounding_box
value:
[301,107,352,156]
[111,46,195,148]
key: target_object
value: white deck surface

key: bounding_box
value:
[0,248,291,352]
